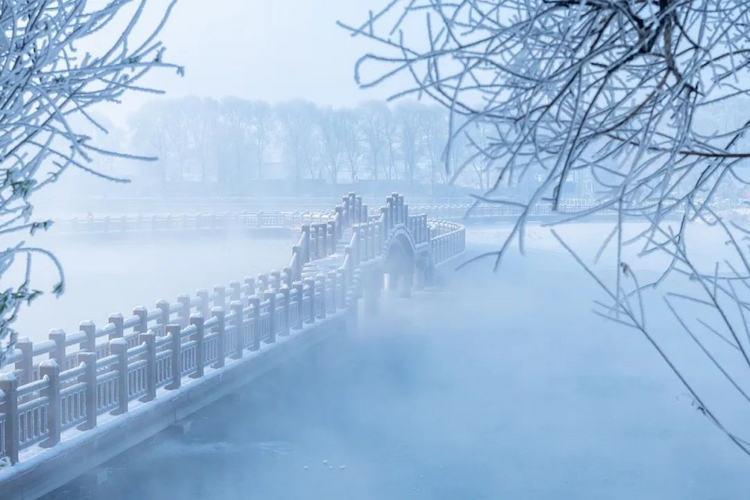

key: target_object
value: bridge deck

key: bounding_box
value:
[0,193,466,500]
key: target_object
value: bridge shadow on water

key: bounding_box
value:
[46,245,750,500]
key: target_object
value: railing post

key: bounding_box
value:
[386,196,393,229]
[78,352,97,430]
[39,360,61,448]
[196,289,210,319]
[133,306,148,334]
[0,374,19,464]
[48,329,66,369]
[271,271,282,292]
[156,299,170,335]
[257,274,269,293]
[80,321,96,355]
[349,193,357,222]
[320,224,328,257]
[304,278,316,324]
[214,285,226,310]
[166,325,182,390]
[292,246,302,281]
[15,337,33,385]
[177,294,191,328]
[190,314,205,378]
[211,307,226,368]
[140,332,157,402]
[229,281,242,302]
[334,206,343,237]
[309,224,318,260]
[317,274,327,319]
[110,338,128,415]
[328,221,336,254]
[108,313,124,340]
[294,282,305,330]
[279,286,291,336]
[244,276,256,297]
[249,297,261,351]
[264,292,277,344]
[352,225,361,265]
[301,225,311,263]
[283,266,293,289]
[328,271,338,311]
[230,301,244,358]
[341,196,350,227]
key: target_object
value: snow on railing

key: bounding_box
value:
[54,211,335,235]
[0,193,465,466]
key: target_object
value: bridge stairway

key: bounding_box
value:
[301,228,354,280]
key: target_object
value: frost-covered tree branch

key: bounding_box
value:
[343,0,750,457]
[0,0,182,365]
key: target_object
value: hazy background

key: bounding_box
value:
[101,0,400,126]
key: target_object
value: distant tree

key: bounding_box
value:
[358,101,390,180]
[277,100,320,185]
[129,104,172,188]
[0,0,181,364]
[394,102,425,186]
[249,100,274,180]
[219,97,254,192]
[345,0,750,457]
[317,107,347,184]
[420,106,449,194]
[340,109,365,183]
[181,97,220,184]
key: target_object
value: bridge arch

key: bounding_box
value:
[382,228,417,297]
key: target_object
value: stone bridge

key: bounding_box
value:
[0,193,465,500]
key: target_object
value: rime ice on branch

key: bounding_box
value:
[342,1,750,457]
[0,0,182,365]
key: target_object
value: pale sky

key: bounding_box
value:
[108,0,404,123]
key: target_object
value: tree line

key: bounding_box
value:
[127,97,498,194]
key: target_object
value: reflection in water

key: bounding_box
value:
[46,241,750,500]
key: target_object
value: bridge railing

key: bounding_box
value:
[0,192,465,466]
[429,221,467,265]
[54,211,336,235]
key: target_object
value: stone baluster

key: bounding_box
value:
[110,339,129,415]
[212,307,226,368]
[190,314,205,378]
[166,325,182,390]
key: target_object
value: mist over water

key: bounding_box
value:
[14,232,295,342]
[44,227,750,500]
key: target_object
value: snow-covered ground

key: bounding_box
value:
[43,222,750,499]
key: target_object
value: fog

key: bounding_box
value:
[33,224,750,500]
[6,0,750,498]
[13,232,296,342]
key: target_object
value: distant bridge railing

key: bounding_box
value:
[54,211,335,235]
[0,193,464,474]
[51,198,577,236]
[52,197,750,236]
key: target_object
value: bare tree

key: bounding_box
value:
[420,106,449,195]
[249,100,274,180]
[277,100,320,185]
[318,107,347,184]
[394,101,425,186]
[343,1,750,457]
[219,97,254,192]
[340,108,365,183]
[359,100,390,180]
[0,0,181,364]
